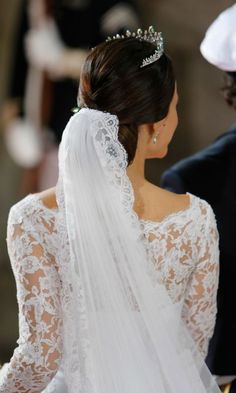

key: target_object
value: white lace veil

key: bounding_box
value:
[56,108,220,393]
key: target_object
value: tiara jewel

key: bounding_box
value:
[106,26,164,68]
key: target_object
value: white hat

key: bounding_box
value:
[200,3,236,71]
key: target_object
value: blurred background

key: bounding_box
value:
[0,0,235,364]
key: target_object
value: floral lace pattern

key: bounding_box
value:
[141,194,219,356]
[0,196,63,393]
[0,192,219,392]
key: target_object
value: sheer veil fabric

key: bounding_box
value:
[56,108,220,393]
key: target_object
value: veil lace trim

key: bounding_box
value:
[56,108,138,228]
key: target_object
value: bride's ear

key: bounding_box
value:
[149,118,167,141]
[146,123,156,140]
[153,118,167,132]
[138,123,154,137]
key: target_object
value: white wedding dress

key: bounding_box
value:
[0,190,219,392]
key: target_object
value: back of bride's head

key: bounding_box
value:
[79,37,175,164]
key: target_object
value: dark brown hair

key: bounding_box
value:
[79,38,175,164]
[222,72,236,110]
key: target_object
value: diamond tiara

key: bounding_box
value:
[106,26,164,68]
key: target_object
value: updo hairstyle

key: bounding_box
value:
[79,38,175,164]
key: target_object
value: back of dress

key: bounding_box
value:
[0,189,219,392]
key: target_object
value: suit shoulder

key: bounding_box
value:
[170,126,236,173]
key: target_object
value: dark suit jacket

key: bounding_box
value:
[161,125,236,375]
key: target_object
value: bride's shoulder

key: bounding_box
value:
[148,184,215,225]
[142,184,190,221]
[158,187,190,211]
[7,189,60,272]
[36,187,58,210]
[8,187,58,233]
[163,189,217,230]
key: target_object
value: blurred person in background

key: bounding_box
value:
[161,4,236,393]
[2,0,139,194]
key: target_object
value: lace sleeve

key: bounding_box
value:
[0,204,63,393]
[181,202,219,358]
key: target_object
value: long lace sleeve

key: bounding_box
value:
[0,202,63,393]
[181,202,219,358]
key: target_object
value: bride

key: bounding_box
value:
[0,27,220,392]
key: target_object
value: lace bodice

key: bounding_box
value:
[0,192,219,393]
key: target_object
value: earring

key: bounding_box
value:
[153,131,160,144]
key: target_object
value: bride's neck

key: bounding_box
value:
[126,155,147,190]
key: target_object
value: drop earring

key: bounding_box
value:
[153,131,160,144]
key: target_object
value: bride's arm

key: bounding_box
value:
[181,203,219,358]
[0,205,62,392]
